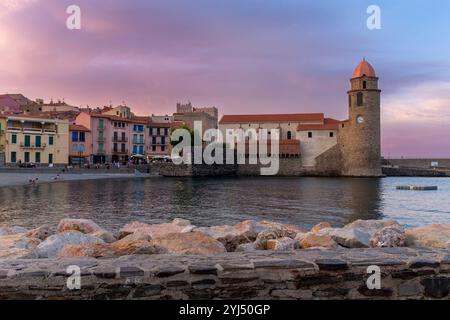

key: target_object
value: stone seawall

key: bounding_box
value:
[0,248,449,300]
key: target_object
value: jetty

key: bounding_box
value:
[396,185,438,191]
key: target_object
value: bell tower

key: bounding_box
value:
[339,59,382,176]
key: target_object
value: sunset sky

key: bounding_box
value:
[1,0,450,157]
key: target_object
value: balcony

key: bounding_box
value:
[132,140,145,145]
[97,137,105,142]
[112,137,128,143]
[112,149,128,154]
[20,143,47,150]
[7,127,21,132]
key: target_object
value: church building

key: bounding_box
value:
[219,59,382,177]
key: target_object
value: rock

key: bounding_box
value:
[317,219,402,248]
[259,220,305,235]
[118,218,195,239]
[318,227,370,248]
[405,224,450,249]
[369,226,406,248]
[112,234,166,255]
[35,231,105,258]
[0,226,27,236]
[151,231,226,255]
[195,220,266,252]
[345,219,401,232]
[266,237,299,251]
[311,222,332,233]
[235,242,258,252]
[299,232,338,249]
[91,230,116,243]
[58,237,166,258]
[0,234,41,259]
[57,218,103,234]
[26,225,51,240]
[254,228,298,250]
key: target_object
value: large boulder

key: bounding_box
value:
[369,226,406,248]
[150,231,226,255]
[0,234,41,259]
[405,224,450,249]
[317,219,401,248]
[57,218,103,234]
[118,218,195,239]
[58,234,166,258]
[35,231,104,258]
[266,237,299,251]
[0,226,28,236]
[195,220,267,251]
[299,232,338,249]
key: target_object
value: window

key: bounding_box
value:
[35,152,41,163]
[157,128,161,136]
[152,146,156,152]
[133,145,138,155]
[308,132,312,138]
[357,92,363,106]
[98,143,104,153]
[48,154,53,164]
[121,143,126,153]
[139,135,144,143]
[11,134,17,144]
[113,143,118,152]
[287,131,292,140]
[35,136,41,147]
[363,81,367,89]
[148,127,153,135]
[98,119,104,128]
[72,144,78,153]
[152,137,157,145]
[79,132,85,142]
[113,132,118,141]
[329,132,334,138]
[79,144,85,153]
[72,131,78,142]
[138,145,144,155]
[24,152,30,163]
[164,128,168,135]
[24,135,31,147]
[133,134,137,144]
[49,136,54,145]
[161,136,166,145]
[11,152,16,163]
[161,146,165,152]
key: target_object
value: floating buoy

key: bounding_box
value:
[396,186,438,191]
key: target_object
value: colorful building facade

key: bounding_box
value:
[69,124,92,165]
[1,115,69,166]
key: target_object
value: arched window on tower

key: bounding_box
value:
[363,81,367,89]
[287,131,292,140]
[357,92,363,106]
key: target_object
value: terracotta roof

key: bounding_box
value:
[70,124,90,132]
[90,113,133,122]
[352,59,376,78]
[219,113,324,124]
[297,118,340,131]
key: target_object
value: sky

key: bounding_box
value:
[0,0,450,157]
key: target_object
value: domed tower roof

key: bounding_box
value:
[352,58,376,78]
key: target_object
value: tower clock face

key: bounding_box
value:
[356,116,364,124]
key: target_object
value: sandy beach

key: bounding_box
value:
[0,172,149,188]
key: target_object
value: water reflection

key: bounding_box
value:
[0,177,448,230]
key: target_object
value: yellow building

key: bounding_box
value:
[2,115,69,166]
[0,116,6,165]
